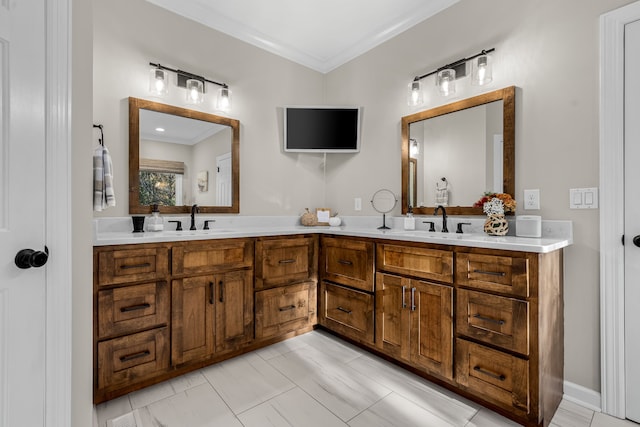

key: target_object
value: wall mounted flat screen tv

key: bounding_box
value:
[284,106,362,153]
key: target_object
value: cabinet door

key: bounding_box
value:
[215,269,254,352]
[410,280,453,380]
[375,273,410,360]
[171,275,215,365]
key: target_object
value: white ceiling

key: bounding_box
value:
[140,109,227,145]
[146,0,460,73]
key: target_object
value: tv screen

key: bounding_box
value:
[284,106,361,153]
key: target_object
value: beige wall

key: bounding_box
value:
[81,1,638,419]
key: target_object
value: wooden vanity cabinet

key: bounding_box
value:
[254,235,318,340]
[319,236,375,344]
[171,239,254,366]
[454,249,563,427]
[93,243,172,403]
[375,243,454,380]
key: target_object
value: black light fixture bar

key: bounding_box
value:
[149,62,229,89]
[412,48,495,82]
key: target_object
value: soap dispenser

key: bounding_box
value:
[404,206,416,230]
[147,204,164,232]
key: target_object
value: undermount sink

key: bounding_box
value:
[162,229,234,236]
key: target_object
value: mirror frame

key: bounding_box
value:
[401,86,515,215]
[129,97,240,214]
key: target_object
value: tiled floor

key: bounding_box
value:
[95,330,638,427]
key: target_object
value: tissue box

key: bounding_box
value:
[516,215,541,238]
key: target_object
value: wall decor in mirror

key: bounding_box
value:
[401,86,515,215]
[129,97,240,214]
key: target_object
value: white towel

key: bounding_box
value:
[93,145,116,211]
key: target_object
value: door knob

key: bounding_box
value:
[633,236,640,248]
[15,246,49,269]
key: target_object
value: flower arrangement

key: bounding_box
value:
[473,192,516,215]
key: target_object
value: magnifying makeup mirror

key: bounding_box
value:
[371,189,398,230]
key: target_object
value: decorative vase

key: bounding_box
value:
[484,214,509,236]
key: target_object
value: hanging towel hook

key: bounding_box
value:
[93,124,104,146]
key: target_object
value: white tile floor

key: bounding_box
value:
[96,330,638,427]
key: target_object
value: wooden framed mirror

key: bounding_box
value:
[129,97,240,214]
[401,86,515,215]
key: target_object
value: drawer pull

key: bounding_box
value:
[278,259,296,264]
[472,269,506,277]
[120,303,151,313]
[279,305,296,312]
[473,313,506,325]
[337,306,352,314]
[473,366,506,381]
[120,262,151,270]
[338,259,353,266]
[120,350,150,363]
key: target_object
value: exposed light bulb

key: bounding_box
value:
[437,69,456,96]
[407,81,423,106]
[185,79,204,104]
[216,87,232,112]
[149,68,168,96]
[471,54,493,86]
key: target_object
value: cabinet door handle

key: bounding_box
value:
[411,287,416,311]
[209,281,214,305]
[219,280,224,303]
[120,350,150,363]
[120,262,151,270]
[473,313,506,325]
[401,286,407,308]
[473,366,506,381]
[338,259,353,266]
[278,259,296,264]
[472,269,506,277]
[120,303,151,313]
[279,304,296,312]
[337,306,352,314]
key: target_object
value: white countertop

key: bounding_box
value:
[94,216,573,253]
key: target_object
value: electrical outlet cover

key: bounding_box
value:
[523,189,540,210]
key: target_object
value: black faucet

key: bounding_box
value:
[190,204,199,230]
[434,205,448,233]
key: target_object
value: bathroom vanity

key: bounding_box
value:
[93,218,570,427]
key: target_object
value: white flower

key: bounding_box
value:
[483,197,505,215]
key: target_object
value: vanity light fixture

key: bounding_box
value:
[148,62,232,111]
[409,138,419,157]
[408,48,495,104]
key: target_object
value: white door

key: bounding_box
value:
[624,17,640,425]
[0,1,49,426]
[216,152,232,206]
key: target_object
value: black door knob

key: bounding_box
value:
[633,236,640,248]
[15,246,49,269]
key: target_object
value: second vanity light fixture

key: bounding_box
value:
[408,48,494,106]
[149,62,232,112]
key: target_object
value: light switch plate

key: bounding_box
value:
[570,188,598,209]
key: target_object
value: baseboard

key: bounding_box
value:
[563,381,602,412]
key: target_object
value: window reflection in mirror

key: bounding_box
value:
[129,97,240,214]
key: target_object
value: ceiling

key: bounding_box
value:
[146,0,460,73]
[140,109,227,145]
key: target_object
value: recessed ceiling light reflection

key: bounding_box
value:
[155,127,165,132]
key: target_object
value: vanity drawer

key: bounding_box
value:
[321,236,374,292]
[376,243,453,284]
[455,338,530,416]
[97,281,170,339]
[97,327,170,390]
[456,289,529,355]
[255,281,317,340]
[456,253,529,297]
[172,239,254,276]
[97,246,169,286]
[255,235,317,289]
[319,281,374,344]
